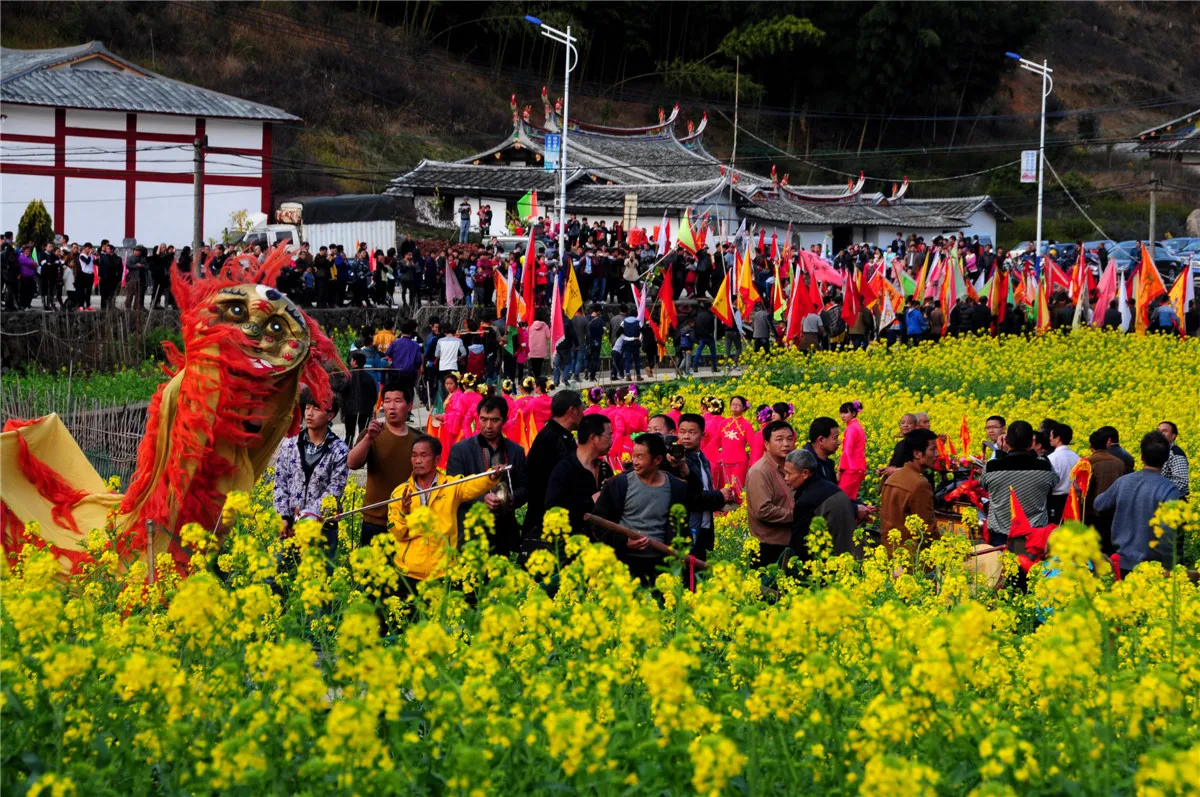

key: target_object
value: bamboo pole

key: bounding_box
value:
[583,513,709,571]
[327,466,510,522]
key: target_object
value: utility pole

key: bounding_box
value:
[1005,53,1053,270]
[1148,172,1159,246]
[192,135,207,267]
[729,55,739,234]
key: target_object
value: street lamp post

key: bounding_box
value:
[526,16,577,266]
[1006,52,1053,270]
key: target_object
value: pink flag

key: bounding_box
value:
[550,277,565,349]
[1092,261,1117,328]
[445,261,464,304]
[800,250,844,286]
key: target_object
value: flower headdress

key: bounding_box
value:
[668,394,686,411]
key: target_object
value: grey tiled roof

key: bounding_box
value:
[387,160,582,195]
[565,179,728,210]
[744,194,1000,229]
[569,133,720,183]
[1,41,298,121]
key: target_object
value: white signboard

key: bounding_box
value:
[544,134,561,171]
[1020,150,1038,183]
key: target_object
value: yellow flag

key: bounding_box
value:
[564,263,584,319]
[737,246,761,315]
[677,208,698,253]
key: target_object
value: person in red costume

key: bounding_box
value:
[454,374,484,442]
[530,376,553,428]
[665,394,686,430]
[622,384,649,435]
[720,395,761,495]
[584,386,607,417]
[837,399,868,499]
[603,387,630,472]
[701,395,727,479]
[500,379,519,439]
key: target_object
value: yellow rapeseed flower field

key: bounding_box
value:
[3,331,1199,796]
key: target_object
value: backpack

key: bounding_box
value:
[622,317,641,339]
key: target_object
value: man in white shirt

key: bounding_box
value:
[435,329,467,385]
[1046,422,1080,523]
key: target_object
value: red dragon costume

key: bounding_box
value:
[1,245,344,576]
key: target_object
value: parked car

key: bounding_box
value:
[1114,241,1184,283]
[1161,238,1199,257]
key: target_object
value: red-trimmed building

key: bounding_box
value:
[1,41,297,246]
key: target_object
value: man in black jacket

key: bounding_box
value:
[592,433,691,584]
[784,448,859,559]
[447,396,528,557]
[97,241,121,310]
[546,412,613,532]
[676,413,735,560]
[692,303,718,372]
[523,390,584,545]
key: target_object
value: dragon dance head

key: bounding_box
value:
[0,244,345,577]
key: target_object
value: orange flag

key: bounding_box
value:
[1135,243,1167,334]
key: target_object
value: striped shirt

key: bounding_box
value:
[979,451,1057,537]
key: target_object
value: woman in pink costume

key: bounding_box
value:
[701,395,726,478]
[719,395,758,494]
[455,374,484,441]
[584,386,606,416]
[530,376,553,428]
[837,399,867,499]
[622,384,649,434]
[603,387,629,472]
[500,379,519,438]
[665,394,685,430]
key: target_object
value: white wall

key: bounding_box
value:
[0,104,54,135]
[64,136,125,169]
[203,185,261,245]
[135,186,193,247]
[65,109,125,130]
[136,113,194,136]
[63,177,124,245]
[205,119,262,150]
[0,173,54,237]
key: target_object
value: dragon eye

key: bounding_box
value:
[267,319,284,336]
[226,303,246,320]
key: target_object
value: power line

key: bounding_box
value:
[1042,157,1116,241]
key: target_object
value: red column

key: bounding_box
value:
[195,118,206,241]
[53,108,65,235]
[124,113,136,240]
[260,122,272,216]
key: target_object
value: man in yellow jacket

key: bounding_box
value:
[388,434,501,582]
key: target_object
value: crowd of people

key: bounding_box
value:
[276,371,1191,590]
[8,223,1194,346]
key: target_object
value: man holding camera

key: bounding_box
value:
[675,413,736,560]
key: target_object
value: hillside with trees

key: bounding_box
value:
[2,1,1197,241]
